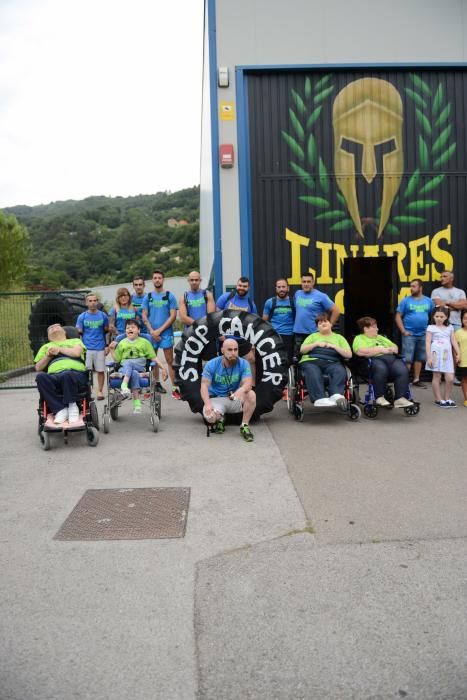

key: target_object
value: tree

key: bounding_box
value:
[0,211,29,290]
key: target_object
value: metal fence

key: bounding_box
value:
[0,291,88,389]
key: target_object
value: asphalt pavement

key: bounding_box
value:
[1,381,466,700]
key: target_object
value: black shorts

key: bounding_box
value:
[456,366,467,378]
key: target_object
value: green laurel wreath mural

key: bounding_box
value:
[282,72,457,236]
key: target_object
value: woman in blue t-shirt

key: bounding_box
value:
[109,287,136,337]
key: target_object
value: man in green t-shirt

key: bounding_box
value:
[34,324,88,425]
[298,313,352,407]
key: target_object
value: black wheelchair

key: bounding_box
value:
[286,359,361,422]
[37,370,100,450]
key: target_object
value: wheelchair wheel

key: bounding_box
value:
[39,429,51,451]
[150,410,160,432]
[90,400,100,430]
[86,426,99,446]
[404,403,420,417]
[287,365,297,414]
[294,403,304,422]
[363,404,378,419]
[110,405,119,421]
[151,392,162,419]
[102,411,110,434]
[349,404,361,421]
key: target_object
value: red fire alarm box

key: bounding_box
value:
[220,144,234,168]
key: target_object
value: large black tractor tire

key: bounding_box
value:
[28,292,88,355]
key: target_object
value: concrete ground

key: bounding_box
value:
[1,380,466,700]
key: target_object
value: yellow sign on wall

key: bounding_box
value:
[220,101,235,121]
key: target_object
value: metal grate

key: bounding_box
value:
[54,487,190,541]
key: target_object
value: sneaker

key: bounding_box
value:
[172,387,181,400]
[120,384,131,397]
[453,377,461,386]
[314,397,335,407]
[133,402,142,414]
[240,424,254,442]
[213,418,225,434]
[411,379,426,389]
[393,397,414,408]
[68,403,80,423]
[375,396,391,407]
[435,400,447,407]
[155,382,167,394]
[330,393,346,408]
[54,407,68,424]
[444,400,457,408]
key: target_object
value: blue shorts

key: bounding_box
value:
[401,335,426,363]
[152,335,174,351]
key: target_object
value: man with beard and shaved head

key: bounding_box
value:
[200,338,256,442]
[431,271,466,332]
[216,276,258,383]
[262,278,295,366]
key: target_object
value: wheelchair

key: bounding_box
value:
[37,371,100,450]
[286,359,361,422]
[353,357,420,419]
[102,361,162,433]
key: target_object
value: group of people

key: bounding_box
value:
[33,267,467,437]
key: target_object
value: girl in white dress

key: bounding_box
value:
[426,306,460,407]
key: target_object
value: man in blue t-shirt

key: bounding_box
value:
[201,338,256,441]
[262,277,295,365]
[179,270,215,328]
[142,269,179,397]
[293,273,340,352]
[131,276,148,333]
[216,277,258,314]
[76,293,109,400]
[216,276,258,382]
[395,278,435,388]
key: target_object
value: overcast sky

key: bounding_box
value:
[0,0,204,208]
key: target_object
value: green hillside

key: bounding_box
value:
[5,187,200,289]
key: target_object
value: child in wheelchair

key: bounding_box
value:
[287,313,361,421]
[108,319,168,413]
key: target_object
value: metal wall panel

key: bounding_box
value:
[247,68,467,312]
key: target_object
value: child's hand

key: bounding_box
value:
[427,355,433,368]
[455,353,461,363]
[162,368,168,381]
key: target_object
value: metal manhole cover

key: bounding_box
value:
[54,488,190,541]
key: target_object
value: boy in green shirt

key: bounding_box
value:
[110,319,167,413]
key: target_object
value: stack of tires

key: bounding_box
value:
[28,292,88,355]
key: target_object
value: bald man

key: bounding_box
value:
[431,271,466,332]
[200,338,256,442]
[179,271,215,328]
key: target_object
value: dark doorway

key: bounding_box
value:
[343,257,398,340]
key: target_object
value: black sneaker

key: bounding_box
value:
[240,424,254,442]
[411,379,426,389]
[155,382,167,394]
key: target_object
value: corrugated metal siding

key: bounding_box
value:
[247,68,467,311]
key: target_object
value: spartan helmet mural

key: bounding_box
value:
[333,78,404,238]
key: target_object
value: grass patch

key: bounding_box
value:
[0,294,38,373]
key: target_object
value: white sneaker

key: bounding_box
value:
[375,396,391,407]
[314,397,335,407]
[330,393,346,408]
[394,397,414,408]
[120,386,132,397]
[68,403,80,423]
[54,408,68,424]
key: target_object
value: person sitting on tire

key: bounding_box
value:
[299,312,352,407]
[352,316,414,409]
[109,319,168,414]
[201,338,256,442]
[34,323,88,427]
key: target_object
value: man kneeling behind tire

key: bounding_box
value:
[200,338,256,442]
